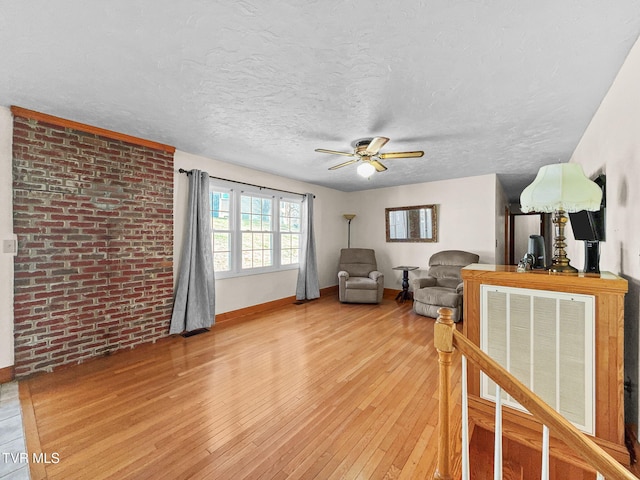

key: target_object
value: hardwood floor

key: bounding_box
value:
[20,296,457,480]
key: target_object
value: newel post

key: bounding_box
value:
[434,307,455,480]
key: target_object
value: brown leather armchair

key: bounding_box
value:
[411,250,479,322]
[338,248,384,304]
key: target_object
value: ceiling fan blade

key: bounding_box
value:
[364,136,390,155]
[315,148,355,157]
[378,151,424,159]
[328,159,359,170]
[370,160,387,172]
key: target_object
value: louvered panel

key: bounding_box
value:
[533,296,557,408]
[485,290,507,401]
[480,285,595,434]
[509,294,532,389]
[559,299,588,426]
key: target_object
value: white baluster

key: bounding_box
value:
[541,425,549,480]
[462,356,470,480]
[494,384,502,480]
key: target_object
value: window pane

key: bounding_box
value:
[211,192,229,210]
[241,213,251,230]
[210,188,232,273]
[291,203,301,217]
[280,202,290,217]
[252,197,262,214]
[241,232,273,269]
[242,232,252,249]
[211,192,230,228]
[213,232,229,251]
[262,215,271,230]
[242,250,252,269]
[278,199,302,266]
[212,212,229,230]
[252,232,262,250]
[213,252,230,272]
[252,250,263,267]
[241,196,251,213]
[282,234,291,249]
[251,214,261,230]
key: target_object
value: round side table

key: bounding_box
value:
[392,266,418,302]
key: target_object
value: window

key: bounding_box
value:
[211,189,232,272]
[210,181,302,277]
[280,199,301,265]
[240,194,274,269]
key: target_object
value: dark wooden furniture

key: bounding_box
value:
[393,266,418,302]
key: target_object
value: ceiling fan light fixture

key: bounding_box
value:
[357,162,376,179]
[317,136,425,175]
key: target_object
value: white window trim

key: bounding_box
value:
[210,179,302,279]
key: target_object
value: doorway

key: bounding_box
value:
[506,208,550,265]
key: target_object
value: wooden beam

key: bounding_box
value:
[10,106,176,153]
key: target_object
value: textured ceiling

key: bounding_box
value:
[1,1,639,200]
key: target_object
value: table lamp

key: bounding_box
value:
[520,163,602,274]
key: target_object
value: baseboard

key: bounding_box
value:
[216,285,339,323]
[0,365,15,384]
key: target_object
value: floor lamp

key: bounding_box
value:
[520,163,602,273]
[343,214,356,248]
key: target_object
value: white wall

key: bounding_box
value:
[0,107,14,371]
[347,174,498,290]
[173,150,349,314]
[495,177,508,265]
[568,36,640,425]
[174,152,501,309]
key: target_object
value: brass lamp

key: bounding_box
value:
[520,163,602,274]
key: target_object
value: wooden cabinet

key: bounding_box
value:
[462,264,628,454]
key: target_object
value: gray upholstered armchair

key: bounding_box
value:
[411,250,479,322]
[338,248,384,304]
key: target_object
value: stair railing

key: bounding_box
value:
[433,307,635,480]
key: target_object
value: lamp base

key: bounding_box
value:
[547,263,579,274]
[547,209,579,275]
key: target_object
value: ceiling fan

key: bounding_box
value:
[315,137,424,177]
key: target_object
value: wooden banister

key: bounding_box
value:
[434,307,636,480]
[434,308,455,480]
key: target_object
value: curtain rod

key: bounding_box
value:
[177,168,314,198]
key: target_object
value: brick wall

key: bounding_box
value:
[12,114,174,378]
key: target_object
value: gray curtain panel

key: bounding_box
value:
[169,170,215,334]
[296,193,320,300]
